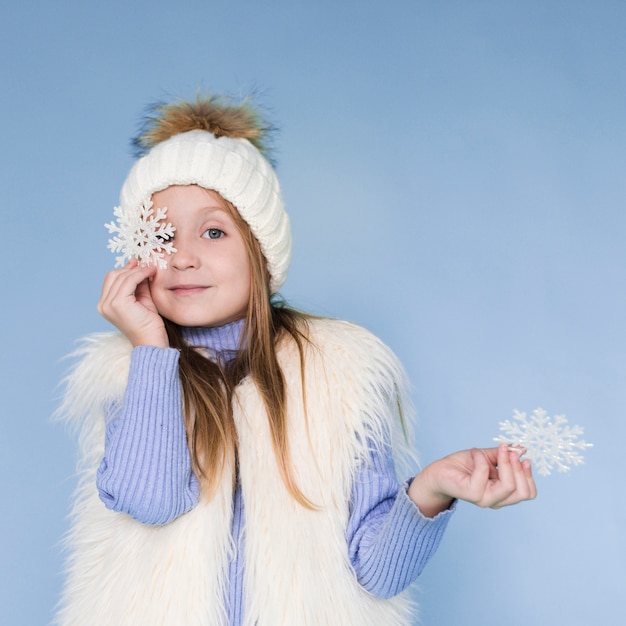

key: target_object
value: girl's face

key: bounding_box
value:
[148,185,251,328]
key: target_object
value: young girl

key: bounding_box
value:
[56,95,536,626]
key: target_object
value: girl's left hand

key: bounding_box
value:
[407,443,537,518]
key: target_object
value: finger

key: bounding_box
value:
[496,442,516,488]
[99,265,157,317]
[492,452,536,508]
[522,459,537,500]
[100,270,133,311]
[108,264,156,301]
[134,276,158,310]
[474,446,502,480]
[480,447,500,464]
[99,259,141,304]
[480,444,517,507]
[99,269,126,314]
[466,448,492,500]
[508,448,531,498]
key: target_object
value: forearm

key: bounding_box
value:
[347,451,454,598]
[97,346,199,525]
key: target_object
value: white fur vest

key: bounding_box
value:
[55,318,417,626]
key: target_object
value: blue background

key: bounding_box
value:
[1,1,624,624]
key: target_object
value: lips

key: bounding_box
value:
[169,284,209,296]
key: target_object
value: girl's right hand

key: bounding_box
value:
[98,259,170,348]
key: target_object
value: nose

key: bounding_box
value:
[169,239,200,270]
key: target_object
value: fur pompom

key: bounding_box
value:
[132,94,275,160]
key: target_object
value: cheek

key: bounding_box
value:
[233,254,253,303]
[228,243,252,284]
[236,258,252,294]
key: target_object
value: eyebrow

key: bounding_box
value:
[196,206,232,220]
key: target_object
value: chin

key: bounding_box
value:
[173,315,236,328]
[175,319,217,328]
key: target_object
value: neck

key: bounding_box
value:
[178,318,245,360]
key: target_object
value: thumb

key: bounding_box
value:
[135,277,157,310]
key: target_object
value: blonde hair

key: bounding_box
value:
[163,195,314,507]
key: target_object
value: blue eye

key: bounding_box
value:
[203,228,224,239]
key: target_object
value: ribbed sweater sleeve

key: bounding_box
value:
[96,346,199,525]
[347,448,454,598]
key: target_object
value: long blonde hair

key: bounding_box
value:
[163,197,314,507]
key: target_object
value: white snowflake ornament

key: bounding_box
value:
[106,200,177,269]
[494,408,592,477]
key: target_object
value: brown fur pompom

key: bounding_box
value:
[132,94,275,161]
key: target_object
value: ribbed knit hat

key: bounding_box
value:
[108,97,291,293]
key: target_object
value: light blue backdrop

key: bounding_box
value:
[1,1,623,624]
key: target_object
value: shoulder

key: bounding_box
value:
[71,330,133,361]
[277,317,409,411]
[56,331,133,425]
[300,318,417,471]
[301,316,389,351]
[301,317,404,377]
[271,315,417,472]
[66,331,133,391]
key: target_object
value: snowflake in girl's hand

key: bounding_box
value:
[106,200,177,269]
[494,408,592,477]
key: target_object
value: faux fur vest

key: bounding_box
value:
[55,318,417,626]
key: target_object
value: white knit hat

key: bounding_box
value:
[108,98,291,293]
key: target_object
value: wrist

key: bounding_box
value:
[407,472,454,519]
[129,330,169,348]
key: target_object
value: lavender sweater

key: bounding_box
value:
[96,320,453,624]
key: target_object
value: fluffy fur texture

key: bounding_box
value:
[133,95,273,161]
[55,319,417,626]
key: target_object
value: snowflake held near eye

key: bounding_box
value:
[106,200,177,269]
[494,408,592,477]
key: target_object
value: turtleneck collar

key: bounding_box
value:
[178,318,245,362]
